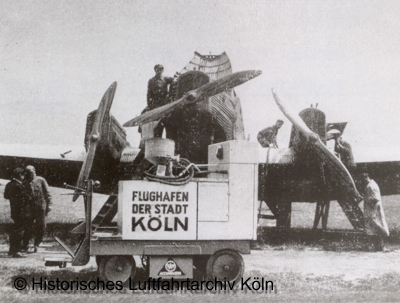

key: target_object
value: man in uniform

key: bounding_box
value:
[145,64,174,137]
[257,119,284,148]
[360,172,389,251]
[25,165,52,253]
[4,168,31,257]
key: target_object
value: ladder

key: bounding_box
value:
[91,188,118,232]
[337,199,364,230]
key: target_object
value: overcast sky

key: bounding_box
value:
[1,0,400,153]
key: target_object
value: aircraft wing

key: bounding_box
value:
[0,142,120,196]
[0,143,84,188]
[0,82,127,197]
[354,147,400,196]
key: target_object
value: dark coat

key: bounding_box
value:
[147,75,173,109]
[335,139,356,170]
[4,179,31,221]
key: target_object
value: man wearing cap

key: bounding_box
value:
[326,129,356,173]
[360,172,389,251]
[257,120,284,148]
[145,64,174,137]
[25,165,52,253]
[147,64,174,109]
[4,168,31,257]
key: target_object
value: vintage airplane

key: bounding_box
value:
[0,52,260,193]
[1,51,399,233]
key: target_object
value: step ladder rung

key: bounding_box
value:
[91,188,119,232]
[258,214,276,220]
[337,198,364,230]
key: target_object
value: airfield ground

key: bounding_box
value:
[1,182,400,302]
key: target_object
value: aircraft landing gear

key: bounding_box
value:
[313,200,330,229]
[276,201,291,229]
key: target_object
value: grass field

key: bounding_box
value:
[1,180,399,232]
[1,265,400,302]
[1,179,400,247]
[1,180,400,302]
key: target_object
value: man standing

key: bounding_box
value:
[326,129,356,173]
[360,173,389,251]
[4,168,30,257]
[146,64,173,137]
[257,119,284,148]
[147,64,173,110]
[25,165,52,253]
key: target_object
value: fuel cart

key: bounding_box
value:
[45,140,259,283]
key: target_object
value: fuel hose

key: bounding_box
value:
[144,158,195,185]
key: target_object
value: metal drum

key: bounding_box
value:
[145,138,175,166]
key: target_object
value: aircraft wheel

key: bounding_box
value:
[206,250,244,283]
[99,255,136,283]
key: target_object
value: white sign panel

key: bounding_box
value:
[119,181,197,240]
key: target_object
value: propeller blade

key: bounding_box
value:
[73,82,117,201]
[124,95,188,128]
[196,69,262,97]
[272,90,361,201]
[123,70,262,127]
[272,90,316,140]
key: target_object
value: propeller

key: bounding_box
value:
[272,90,361,202]
[272,90,320,143]
[72,82,117,201]
[123,70,262,127]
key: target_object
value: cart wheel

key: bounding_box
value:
[99,255,136,283]
[206,250,244,283]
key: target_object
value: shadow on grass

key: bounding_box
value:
[254,226,400,252]
[2,222,400,253]
[0,222,84,246]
